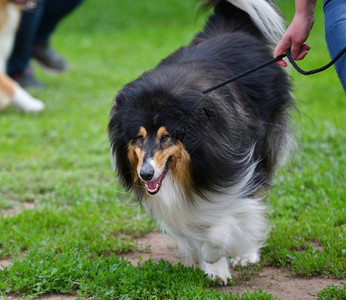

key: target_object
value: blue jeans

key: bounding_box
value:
[7,0,85,76]
[323,0,346,93]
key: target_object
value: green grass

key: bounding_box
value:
[0,0,345,298]
[317,283,346,300]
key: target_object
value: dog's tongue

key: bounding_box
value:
[146,179,159,190]
[144,162,170,195]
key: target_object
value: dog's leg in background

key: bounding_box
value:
[0,2,45,113]
[0,73,44,112]
[230,252,260,267]
[0,73,13,110]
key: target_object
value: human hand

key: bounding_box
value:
[274,13,314,67]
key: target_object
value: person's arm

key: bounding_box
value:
[274,0,317,67]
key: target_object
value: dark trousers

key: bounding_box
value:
[7,0,85,75]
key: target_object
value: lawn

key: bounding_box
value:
[0,0,345,299]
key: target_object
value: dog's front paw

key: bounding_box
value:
[230,252,260,267]
[201,257,232,285]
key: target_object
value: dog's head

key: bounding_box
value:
[127,125,192,195]
[108,71,201,198]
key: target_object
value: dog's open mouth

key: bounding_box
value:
[144,161,170,195]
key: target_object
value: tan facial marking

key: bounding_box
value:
[127,127,148,183]
[151,126,171,169]
[152,145,175,170]
[128,142,139,182]
[138,126,147,139]
[135,127,148,174]
[170,141,193,190]
[157,126,168,138]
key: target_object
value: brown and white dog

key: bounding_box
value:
[0,0,44,112]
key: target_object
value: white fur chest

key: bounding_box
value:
[143,173,193,237]
[0,3,20,72]
[142,170,268,261]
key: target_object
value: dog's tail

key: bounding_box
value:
[199,0,285,43]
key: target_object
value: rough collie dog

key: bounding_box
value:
[108,0,292,283]
[0,0,44,112]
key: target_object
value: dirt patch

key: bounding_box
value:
[3,295,77,300]
[118,232,181,265]
[1,202,35,218]
[35,295,77,300]
[0,259,11,271]
[120,232,343,299]
[217,267,341,299]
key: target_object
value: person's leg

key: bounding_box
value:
[34,0,85,46]
[323,0,346,93]
[7,1,45,77]
[32,0,85,72]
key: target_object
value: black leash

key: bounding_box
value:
[202,46,346,94]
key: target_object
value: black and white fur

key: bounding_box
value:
[108,0,292,283]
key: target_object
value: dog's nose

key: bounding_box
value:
[140,165,154,181]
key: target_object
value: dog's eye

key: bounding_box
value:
[160,135,169,143]
[136,136,144,143]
